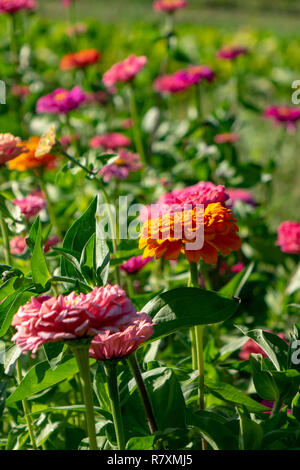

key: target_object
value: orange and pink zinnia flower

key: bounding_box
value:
[12,285,142,354]
[264,106,300,132]
[89,313,154,361]
[0,133,26,165]
[60,49,100,70]
[103,55,147,87]
[276,221,300,254]
[36,87,86,114]
[153,0,188,12]
[0,0,36,14]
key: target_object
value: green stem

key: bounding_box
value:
[36,169,62,238]
[195,83,202,122]
[69,342,98,450]
[129,83,147,166]
[16,359,38,450]
[127,354,158,434]
[8,14,18,69]
[0,211,12,266]
[104,362,126,450]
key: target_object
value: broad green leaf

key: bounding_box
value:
[239,411,263,450]
[30,217,51,289]
[286,263,300,296]
[4,343,22,376]
[220,263,254,297]
[143,288,240,342]
[80,234,96,284]
[95,197,110,286]
[0,287,33,337]
[43,342,67,370]
[205,378,271,413]
[126,436,156,450]
[250,355,279,402]
[6,356,95,404]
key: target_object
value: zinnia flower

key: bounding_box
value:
[239,333,286,361]
[13,191,46,218]
[44,235,59,253]
[10,236,27,255]
[89,312,154,361]
[227,188,256,207]
[120,255,152,274]
[99,149,142,182]
[0,0,36,14]
[60,49,100,70]
[36,86,86,114]
[153,0,188,12]
[276,221,300,254]
[185,65,215,84]
[66,22,87,36]
[154,71,192,94]
[139,202,241,263]
[11,84,30,98]
[216,45,248,60]
[12,285,140,354]
[214,132,240,144]
[89,132,131,150]
[264,106,300,132]
[103,55,147,87]
[0,133,26,165]
[231,262,245,273]
[8,136,56,171]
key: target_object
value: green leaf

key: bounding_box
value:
[205,378,271,413]
[0,287,33,337]
[95,197,110,286]
[43,342,67,370]
[126,436,156,450]
[250,355,280,402]
[6,356,95,404]
[61,197,98,278]
[30,217,51,289]
[143,288,240,342]
[80,234,96,284]
[238,411,263,450]
[220,263,254,297]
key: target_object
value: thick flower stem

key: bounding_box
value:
[0,211,12,266]
[36,169,62,238]
[127,353,158,434]
[129,83,147,166]
[69,343,98,450]
[16,359,38,450]
[104,362,126,450]
[195,83,202,122]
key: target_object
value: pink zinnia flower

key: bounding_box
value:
[140,181,229,221]
[11,85,30,98]
[89,132,131,150]
[12,285,139,354]
[66,22,87,37]
[103,55,147,87]
[89,312,154,361]
[231,262,245,273]
[216,45,248,60]
[185,65,215,84]
[62,0,72,6]
[261,401,292,415]
[239,333,286,361]
[0,0,36,14]
[99,149,142,182]
[36,86,86,114]
[120,255,152,274]
[13,192,46,218]
[0,133,26,165]
[44,235,60,253]
[122,118,133,129]
[214,132,240,144]
[153,0,188,12]
[10,236,27,255]
[227,188,256,207]
[276,221,300,254]
[154,71,192,94]
[264,106,300,132]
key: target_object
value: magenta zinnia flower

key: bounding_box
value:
[13,192,46,218]
[264,106,300,132]
[12,285,139,354]
[36,86,86,114]
[185,65,215,84]
[99,150,142,182]
[276,221,300,254]
[216,45,248,60]
[227,188,256,207]
[0,133,26,165]
[103,55,147,87]
[89,132,131,150]
[120,255,152,274]
[153,0,188,12]
[0,0,36,14]
[89,313,154,361]
[154,71,192,94]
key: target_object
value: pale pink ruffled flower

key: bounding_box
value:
[0,133,25,165]
[13,192,46,218]
[216,45,248,60]
[89,133,131,150]
[12,285,139,354]
[227,188,256,207]
[103,55,147,87]
[120,255,152,274]
[140,181,229,221]
[153,0,188,12]
[264,106,300,132]
[89,313,155,360]
[99,149,142,182]
[10,236,27,255]
[276,221,300,254]
[0,0,36,14]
